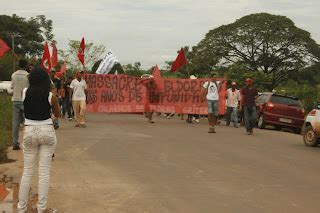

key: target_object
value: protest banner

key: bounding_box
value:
[84,74,226,115]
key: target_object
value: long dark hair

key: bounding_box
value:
[26,67,51,100]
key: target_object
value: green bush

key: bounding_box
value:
[0,94,12,162]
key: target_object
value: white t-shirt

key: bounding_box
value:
[226,88,240,108]
[203,81,219,101]
[70,79,87,101]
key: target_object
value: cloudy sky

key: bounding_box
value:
[2,0,320,69]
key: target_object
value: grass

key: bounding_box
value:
[0,93,12,163]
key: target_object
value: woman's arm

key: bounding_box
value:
[51,95,60,118]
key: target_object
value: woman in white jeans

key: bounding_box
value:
[18,67,60,213]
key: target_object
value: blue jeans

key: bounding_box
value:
[12,101,24,147]
[244,106,257,132]
[62,98,72,118]
[226,107,238,127]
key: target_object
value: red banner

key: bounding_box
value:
[84,75,226,115]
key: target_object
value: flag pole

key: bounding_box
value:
[11,34,15,73]
[183,47,190,77]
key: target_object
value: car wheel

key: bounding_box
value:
[258,114,266,129]
[303,126,319,147]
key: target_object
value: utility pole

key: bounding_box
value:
[11,34,16,73]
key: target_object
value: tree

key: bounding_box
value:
[122,62,147,76]
[59,40,106,72]
[0,14,54,57]
[288,62,320,85]
[192,13,320,90]
[0,53,16,80]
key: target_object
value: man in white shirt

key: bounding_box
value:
[226,82,241,128]
[202,80,222,133]
[70,71,87,127]
[11,59,29,150]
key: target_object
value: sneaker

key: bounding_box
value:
[68,117,73,121]
[149,120,154,123]
[208,127,216,133]
[13,146,20,150]
[195,119,200,123]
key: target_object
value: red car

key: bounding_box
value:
[256,93,305,133]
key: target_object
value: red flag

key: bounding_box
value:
[77,37,85,65]
[51,42,58,68]
[41,42,51,73]
[152,65,164,91]
[170,48,187,72]
[0,38,10,57]
[56,60,67,79]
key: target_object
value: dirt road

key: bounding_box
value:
[3,113,320,212]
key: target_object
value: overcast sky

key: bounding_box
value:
[2,0,320,69]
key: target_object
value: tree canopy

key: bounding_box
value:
[59,40,106,72]
[0,14,54,57]
[191,13,320,90]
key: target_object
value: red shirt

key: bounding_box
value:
[241,86,258,107]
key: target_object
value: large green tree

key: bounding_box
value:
[0,14,54,56]
[191,13,320,90]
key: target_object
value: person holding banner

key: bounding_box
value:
[70,71,87,127]
[202,79,223,133]
[141,74,155,123]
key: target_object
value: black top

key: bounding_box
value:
[64,82,70,99]
[52,78,61,92]
[24,89,51,120]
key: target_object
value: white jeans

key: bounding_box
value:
[18,125,57,213]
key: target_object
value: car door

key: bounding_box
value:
[256,94,268,115]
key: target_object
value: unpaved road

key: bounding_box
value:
[3,113,320,212]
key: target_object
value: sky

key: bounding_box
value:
[2,0,320,69]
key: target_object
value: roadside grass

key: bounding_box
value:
[0,93,13,163]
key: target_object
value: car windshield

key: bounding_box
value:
[270,95,303,108]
